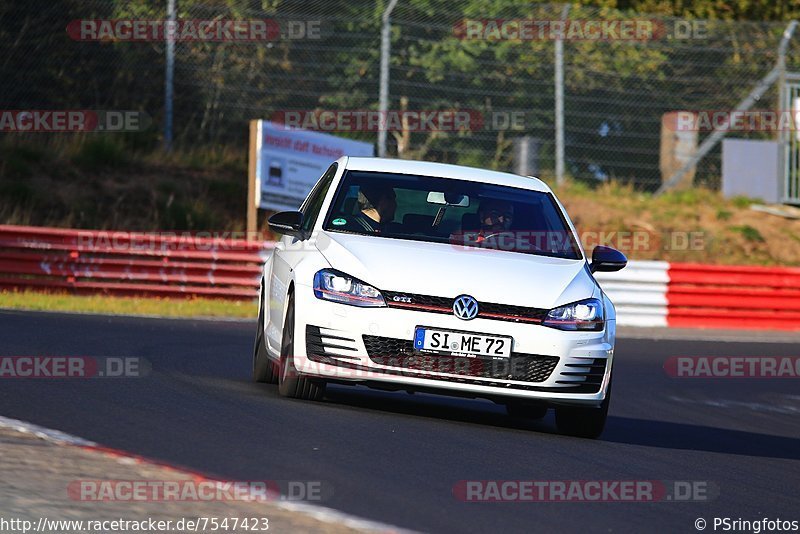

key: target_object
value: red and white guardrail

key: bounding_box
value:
[595,261,800,330]
[0,225,798,330]
[0,225,272,300]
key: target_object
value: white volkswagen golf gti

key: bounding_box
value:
[254,157,627,438]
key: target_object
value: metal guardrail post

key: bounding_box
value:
[555,3,571,186]
[378,0,400,158]
[163,0,176,151]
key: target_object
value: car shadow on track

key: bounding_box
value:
[317,386,800,460]
[320,385,553,434]
[603,417,800,461]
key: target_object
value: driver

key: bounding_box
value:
[356,184,398,232]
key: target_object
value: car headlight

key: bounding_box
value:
[542,298,604,331]
[313,269,386,307]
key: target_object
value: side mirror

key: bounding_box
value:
[268,211,304,238]
[590,245,627,273]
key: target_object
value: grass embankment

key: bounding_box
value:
[0,290,255,318]
[3,137,799,267]
[0,137,252,232]
[3,137,798,266]
[554,181,800,266]
[1,138,799,317]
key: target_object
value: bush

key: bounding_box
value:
[71,137,128,169]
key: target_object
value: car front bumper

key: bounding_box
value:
[290,283,615,407]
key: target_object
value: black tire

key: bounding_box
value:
[253,281,278,383]
[506,401,548,420]
[277,293,326,401]
[554,384,611,439]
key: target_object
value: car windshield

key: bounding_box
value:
[322,170,582,260]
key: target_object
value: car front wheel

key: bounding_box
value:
[505,401,548,420]
[277,292,326,401]
[554,383,611,439]
[253,281,277,384]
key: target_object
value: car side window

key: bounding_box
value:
[300,164,337,236]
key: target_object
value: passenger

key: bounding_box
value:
[478,199,514,238]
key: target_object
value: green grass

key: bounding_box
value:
[0,290,256,319]
[731,195,754,209]
[732,224,765,243]
[716,209,732,221]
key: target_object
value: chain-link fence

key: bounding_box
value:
[1,0,799,191]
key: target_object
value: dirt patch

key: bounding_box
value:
[557,183,800,266]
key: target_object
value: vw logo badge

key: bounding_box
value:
[453,295,479,320]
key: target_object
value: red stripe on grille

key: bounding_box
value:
[478,312,542,323]
[386,301,452,313]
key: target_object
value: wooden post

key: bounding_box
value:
[247,120,260,237]
[660,111,698,190]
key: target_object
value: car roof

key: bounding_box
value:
[342,157,551,192]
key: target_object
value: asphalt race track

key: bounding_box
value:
[1,310,798,533]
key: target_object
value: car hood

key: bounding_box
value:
[315,231,596,309]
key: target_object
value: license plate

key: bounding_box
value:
[413,327,512,358]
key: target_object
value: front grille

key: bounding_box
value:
[362,335,558,383]
[382,291,452,313]
[478,301,549,323]
[382,291,548,324]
